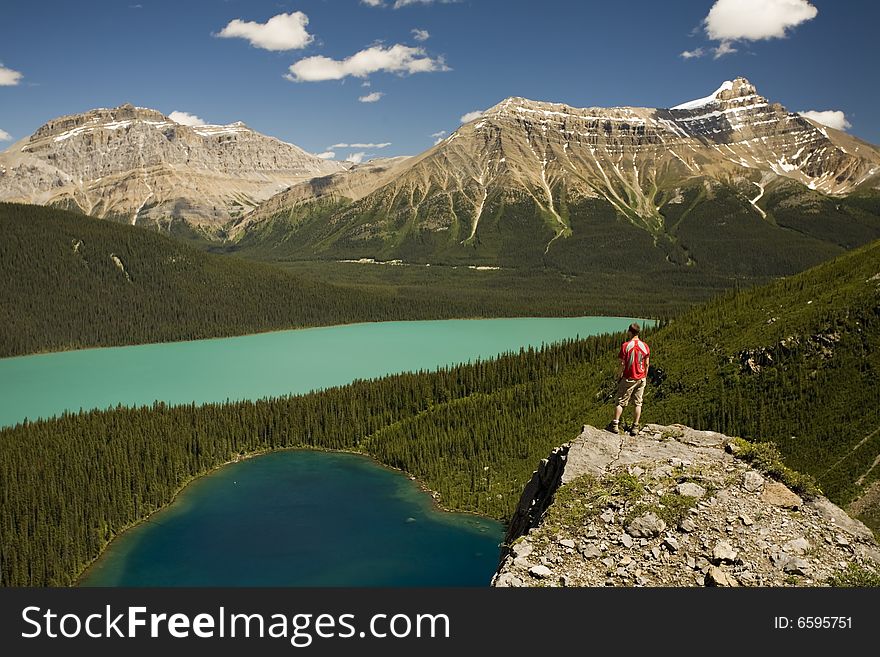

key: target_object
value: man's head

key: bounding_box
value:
[627,322,641,337]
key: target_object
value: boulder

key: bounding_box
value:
[529,565,552,579]
[676,482,707,498]
[712,540,738,564]
[705,566,739,587]
[626,512,666,538]
[742,471,765,493]
[761,481,803,509]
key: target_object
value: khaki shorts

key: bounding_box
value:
[615,377,646,407]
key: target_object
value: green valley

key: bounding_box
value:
[2,237,878,585]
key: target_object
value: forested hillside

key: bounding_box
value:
[2,238,878,585]
[0,202,689,357]
[3,203,577,357]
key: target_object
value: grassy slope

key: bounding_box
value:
[230,181,880,271]
[646,240,880,515]
[221,182,880,327]
[368,238,880,533]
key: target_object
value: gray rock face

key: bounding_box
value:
[512,541,533,558]
[493,424,880,588]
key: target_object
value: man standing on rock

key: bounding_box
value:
[606,322,650,436]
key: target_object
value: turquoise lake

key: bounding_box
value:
[3,316,640,586]
[79,450,504,587]
[0,316,641,428]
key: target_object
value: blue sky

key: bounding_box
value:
[1,0,877,162]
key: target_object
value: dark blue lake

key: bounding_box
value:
[79,450,504,587]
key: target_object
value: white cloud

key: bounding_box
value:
[394,0,459,7]
[286,43,448,82]
[362,80,372,87]
[315,151,337,159]
[359,91,385,103]
[799,110,851,131]
[712,41,738,58]
[346,152,368,164]
[705,0,817,41]
[0,128,12,141]
[330,142,391,149]
[362,0,459,7]
[169,111,207,126]
[412,29,430,42]
[216,12,314,51]
[460,110,484,124]
[0,64,23,86]
[680,48,705,60]
[699,0,817,58]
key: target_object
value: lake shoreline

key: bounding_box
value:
[1,315,651,430]
[75,444,501,587]
[1,313,652,362]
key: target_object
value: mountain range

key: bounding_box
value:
[0,104,342,231]
[232,77,880,277]
[3,78,880,281]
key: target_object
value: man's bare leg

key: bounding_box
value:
[633,405,642,427]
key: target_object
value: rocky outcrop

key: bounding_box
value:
[493,424,880,587]
[0,104,344,229]
[736,330,842,375]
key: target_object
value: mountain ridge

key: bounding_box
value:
[0,104,343,230]
[233,77,880,277]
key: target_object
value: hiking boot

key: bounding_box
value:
[605,421,621,434]
[629,423,641,437]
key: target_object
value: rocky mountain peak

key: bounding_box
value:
[723,76,759,100]
[29,104,170,142]
[671,76,764,112]
[232,76,880,266]
[493,424,880,587]
[1,104,344,228]
[478,77,763,122]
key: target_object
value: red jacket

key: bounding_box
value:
[619,337,650,379]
